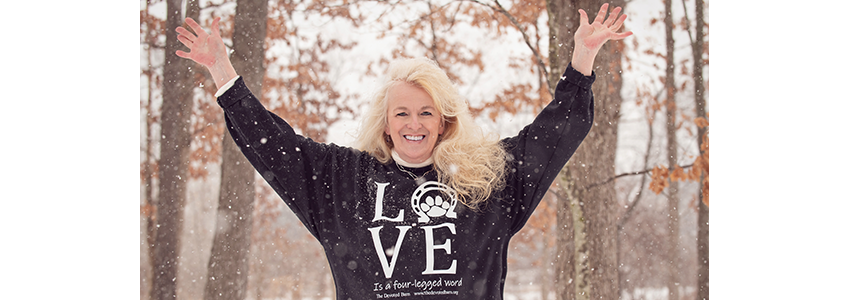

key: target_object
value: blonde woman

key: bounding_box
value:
[176,3,630,299]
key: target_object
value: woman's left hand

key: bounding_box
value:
[571,3,633,75]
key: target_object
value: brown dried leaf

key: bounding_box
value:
[695,117,709,128]
[649,166,669,194]
[670,165,686,182]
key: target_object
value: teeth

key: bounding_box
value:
[405,135,424,141]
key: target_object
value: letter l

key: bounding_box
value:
[372,182,403,222]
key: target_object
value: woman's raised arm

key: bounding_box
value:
[175,17,238,89]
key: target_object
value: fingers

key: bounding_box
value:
[175,19,203,52]
[177,33,197,50]
[593,4,628,35]
[176,26,196,42]
[183,17,206,38]
[603,6,621,28]
[210,17,221,38]
[610,14,627,33]
[578,9,588,25]
[609,30,633,41]
[175,50,190,59]
[593,3,609,25]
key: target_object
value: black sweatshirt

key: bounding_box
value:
[216,63,595,299]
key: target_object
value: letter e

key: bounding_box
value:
[421,223,457,275]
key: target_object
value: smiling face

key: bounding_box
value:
[384,81,445,164]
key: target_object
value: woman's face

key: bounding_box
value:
[385,82,444,164]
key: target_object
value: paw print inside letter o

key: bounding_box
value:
[411,182,458,223]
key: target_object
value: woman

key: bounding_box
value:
[176,3,630,299]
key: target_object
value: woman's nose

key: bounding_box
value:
[407,116,422,130]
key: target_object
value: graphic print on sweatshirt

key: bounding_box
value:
[367,179,465,298]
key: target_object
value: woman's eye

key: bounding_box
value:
[421,111,433,116]
[396,112,408,117]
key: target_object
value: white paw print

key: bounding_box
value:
[420,195,450,217]
[411,181,457,223]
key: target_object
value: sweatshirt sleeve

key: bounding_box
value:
[216,77,354,239]
[502,63,595,234]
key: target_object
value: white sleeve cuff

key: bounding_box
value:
[214,76,241,98]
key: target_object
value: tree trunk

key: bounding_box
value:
[151,1,199,299]
[547,0,575,296]
[143,62,157,300]
[553,175,576,300]
[549,1,625,299]
[142,19,158,297]
[663,0,680,299]
[203,0,267,299]
[693,0,708,298]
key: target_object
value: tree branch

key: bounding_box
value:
[586,162,695,191]
[466,0,551,92]
[680,0,695,48]
[617,110,656,230]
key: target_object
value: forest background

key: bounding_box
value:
[140,0,709,299]
[2,1,850,300]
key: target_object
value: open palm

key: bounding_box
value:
[575,3,632,53]
[175,17,227,69]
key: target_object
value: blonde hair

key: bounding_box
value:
[355,58,507,210]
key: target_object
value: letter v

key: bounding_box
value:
[368,225,411,279]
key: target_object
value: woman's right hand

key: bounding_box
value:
[175,17,238,89]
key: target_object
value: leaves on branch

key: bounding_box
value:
[649,165,669,194]
[648,119,708,206]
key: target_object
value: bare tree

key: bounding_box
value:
[663,0,681,298]
[692,0,709,298]
[140,1,164,297]
[204,0,268,299]
[152,0,199,299]
[548,0,627,299]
